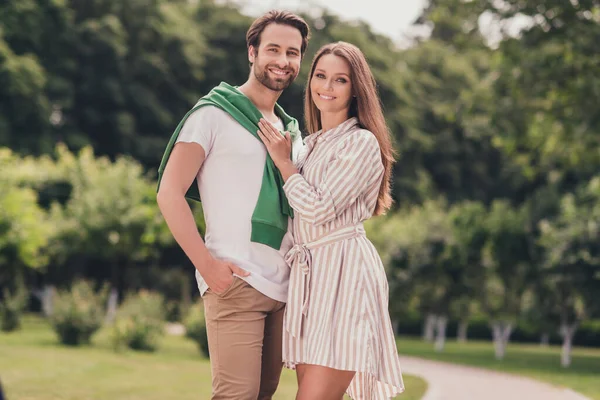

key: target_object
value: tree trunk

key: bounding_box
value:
[41,285,55,317]
[423,314,436,342]
[392,319,399,336]
[457,320,469,343]
[434,315,448,352]
[560,323,577,368]
[182,274,192,315]
[105,288,119,323]
[540,332,550,347]
[491,321,513,360]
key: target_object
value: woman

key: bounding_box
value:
[257,42,404,399]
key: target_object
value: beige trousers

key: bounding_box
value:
[203,277,286,400]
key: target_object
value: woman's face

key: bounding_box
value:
[310,54,353,115]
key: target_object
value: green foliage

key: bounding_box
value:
[49,280,108,346]
[538,176,600,320]
[393,38,512,205]
[0,151,56,287]
[110,290,166,352]
[55,144,169,260]
[0,143,187,301]
[47,144,175,287]
[0,0,206,165]
[183,301,209,358]
[488,0,600,191]
[379,200,458,318]
[0,282,29,332]
[0,184,52,269]
[481,201,532,320]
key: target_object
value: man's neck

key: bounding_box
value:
[237,79,282,122]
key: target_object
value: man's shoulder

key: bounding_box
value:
[188,104,228,119]
[184,104,239,130]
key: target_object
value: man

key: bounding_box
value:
[156,10,310,400]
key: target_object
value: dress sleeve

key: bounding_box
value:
[291,133,307,168]
[282,130,383,226]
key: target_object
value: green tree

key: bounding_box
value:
[52,144,172,292]
[446,201,488,342]
[488,0,600,192]
[0,33,51,153]
[0,0,206,168]
[482,201,534,360]
[0,150,55,288]
[0,0,74,155]
[539,176,600,367]
[384,201,458,350]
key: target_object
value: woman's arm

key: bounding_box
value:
[257,119,383,226]
[282,132,383,225]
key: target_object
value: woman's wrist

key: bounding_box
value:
[278,160,298,182]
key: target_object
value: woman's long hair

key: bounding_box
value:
[304,41,395,215]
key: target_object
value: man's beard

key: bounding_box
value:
[254,61,296,91]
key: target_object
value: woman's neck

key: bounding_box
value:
[320,110,350,132]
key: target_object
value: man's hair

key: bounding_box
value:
[246,10,311,57]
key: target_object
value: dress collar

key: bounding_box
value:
[305,117,360,146]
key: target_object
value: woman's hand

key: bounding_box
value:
[257,118,293,169]
[257,118,299,181]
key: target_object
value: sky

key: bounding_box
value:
[228,1,533,48]
[231,0,428,44]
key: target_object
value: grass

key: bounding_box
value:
[397,336,600,400]
[0,316,425,400]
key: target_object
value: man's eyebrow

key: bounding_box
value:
[265,43,301,53]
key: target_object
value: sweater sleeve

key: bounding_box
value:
[282,130,383,226]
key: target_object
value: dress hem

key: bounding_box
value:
[283,359,405,399]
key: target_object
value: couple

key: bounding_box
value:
[157,10,404,400]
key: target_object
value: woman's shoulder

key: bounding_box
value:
[339,126,379,150]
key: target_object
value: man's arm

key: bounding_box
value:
[156,142,248,294]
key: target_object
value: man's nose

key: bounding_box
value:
[274,55,289,68]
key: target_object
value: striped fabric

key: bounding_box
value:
[281,117,405,399]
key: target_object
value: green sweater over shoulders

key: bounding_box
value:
[156,82,300,250]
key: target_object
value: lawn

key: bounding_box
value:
[397,336,600,400]
[0,316,425,400]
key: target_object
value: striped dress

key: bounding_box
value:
[282,117,405,399]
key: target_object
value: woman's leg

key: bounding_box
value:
[295,364,355,400]
[295,364,307,388]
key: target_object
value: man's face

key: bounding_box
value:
[249,23,303,92]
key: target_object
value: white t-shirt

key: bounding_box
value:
[176,106,305,302]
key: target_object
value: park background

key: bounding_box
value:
[0,0,599,399]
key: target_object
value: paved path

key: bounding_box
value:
[399,356,591,400]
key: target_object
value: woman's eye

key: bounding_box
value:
[337,78,347,83]
[315,73,325,79]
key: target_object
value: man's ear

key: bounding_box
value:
[248,45,256,64]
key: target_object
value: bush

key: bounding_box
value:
[0,285,28,332]
[110,290,165,352]
[49,281,108,345]
[184,301,209,358]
